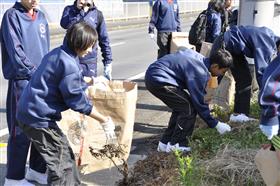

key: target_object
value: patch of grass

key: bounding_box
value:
[191,121,268,159]
[176,120,268,185]
[249,100,261,118]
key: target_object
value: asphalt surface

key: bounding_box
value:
[0,13,198,185]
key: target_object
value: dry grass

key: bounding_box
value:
[199,145,265,185]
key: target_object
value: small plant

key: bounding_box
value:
[211,105,232,121]
[174,150,202,186]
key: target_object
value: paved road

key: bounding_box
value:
[0,14,196,185]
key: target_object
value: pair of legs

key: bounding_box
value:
[211,35,253,116]
[157,32,172,59]
[18,123,81,186]
[6,80,46,180]
[145,80,197,147]
[230,54,252,115]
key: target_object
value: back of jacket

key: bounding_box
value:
[1,2,50,80]
[148,0,181,33]
[205,6,221,43]
[145,49,218,128]
[16,43,92,128]
[224,25,280,86]
[259,54,280,127]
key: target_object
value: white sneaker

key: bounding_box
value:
[157,141,167,152]
[166,142,191,153]
[25,168,47,185]
[229,113,256,123]
[4,178,35,186]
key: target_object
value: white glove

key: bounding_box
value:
[101,117,116,140]
[260,124,279,140]
[149,33,155,39]
[216,121,231,134]
[104,64,112,80]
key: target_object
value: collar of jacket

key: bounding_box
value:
[13,2,38,14]
[61,41,78,60]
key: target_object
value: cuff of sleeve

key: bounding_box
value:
[84,104,93,116]
[260,115,279,126]
[208,119,219,128]
[103,61,112,66]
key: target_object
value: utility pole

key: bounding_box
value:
[238,0,275,28]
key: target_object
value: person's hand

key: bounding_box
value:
[104,64,112,80]
[216,121,231,134]
[260,124,279,140]
[101,117,116,140]
[149,33,155,39]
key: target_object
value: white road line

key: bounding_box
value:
[0,128,8,137]
[126,72,145,81]
[111,42,125,47]
[0,70,145,138]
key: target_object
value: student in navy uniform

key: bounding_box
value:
[259,53,280,140]
[60,0,113,80]
[16,21,116,186]
[210,25,280,123]
[258,53,280,166]
[148,0,181,59]
[0,0,49,185]
[221,0,233,32]
[145,48,233,152]
[205,0,224,43]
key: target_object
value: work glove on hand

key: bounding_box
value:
[149,33,155,39]
[260,124,279,140]
[101,117,116,140]
[216,121,231,134]
[104,64,112,80]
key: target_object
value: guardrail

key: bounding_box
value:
[0,0,241,24]
[0,0,240,24]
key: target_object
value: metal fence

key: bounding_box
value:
[0,0,239,24]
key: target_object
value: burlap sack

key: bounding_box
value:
[255,148,280,186]
[59,80,137,173]
[170,32,195,53]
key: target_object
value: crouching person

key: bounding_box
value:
[145,48,233,153]
[259,53,280,158]
[16,22,116,185]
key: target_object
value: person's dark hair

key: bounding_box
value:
[209,48,233,68]
[208,0,225,12]
[66,21,98,54]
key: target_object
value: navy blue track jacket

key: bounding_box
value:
[206,6,221,43]
[145,49,218,128]
[16,43,92,128]
[259,54,280,126]
[148,0,181,33]
[1,2,50,80]
[60,2,112,65]
[224,25,280,86]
